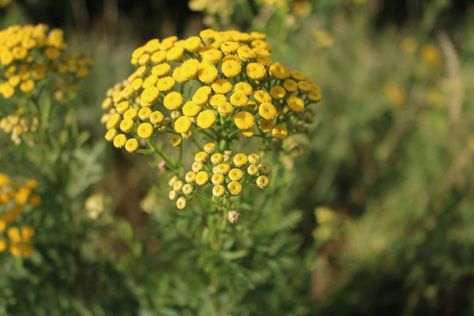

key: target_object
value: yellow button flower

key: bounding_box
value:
[104,129,117,142]
[192,91,210,106]
[234,82,253,95]
[283,79,298,92]
[227,181,242,196]
[256,175,269,188]
[119,118,134,133]
[248,153,261,165]
[258,103,277,120]
[212,185,225,197]
[230,93,248,107]
[233,153,248,167]
[203,143,216,154]
[246,62,266,80]
[176,197,187,209]
[211,81,232,96]
[150,111,164,124]
[151,63,171,76]
[200,48,222,64]
[125,138,139,152]
[124,108,138,120]
[196,110,216,129]
[182,101,201,117]
[183,36,202,52]
[270,85,286,99]
[194,151,208,162]
[116,100,130,113]
[174,116,192,134]
[234,111,255,130]
[157,76,175,91]
[138,107,152,120]
[287,96,304,112]
[269,62,289,80]
[151,50,166,63]
[106,113,121,129]
[164,91,183,110]
[211,173,224,185]
[137,122,153,139]
[198,63,218,84]
[141,87,159,105]
[221,60,242,77]
[218,102,234,117]
[166,46,184,61]
[210,153,223,165]
[195,171,209,185]
[113,134,127,148]
[215,163,230,174]
[228,168,243,181]
[253,90,272,103]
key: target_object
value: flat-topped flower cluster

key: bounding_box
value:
[101,29,321,153]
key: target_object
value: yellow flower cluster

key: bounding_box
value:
[189,0,239,25]
[0,24,93,100]
[101,29,321,153]
[0,0,12,8]
[0,107,38,144]
[189,0,311,27]
[168,143,270,211]
[0,172,40,258]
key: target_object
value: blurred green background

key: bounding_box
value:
[2,0,474,315]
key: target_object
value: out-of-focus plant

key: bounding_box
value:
[283,4,474,314]
[189,0,313,35]
[0,23,138,315]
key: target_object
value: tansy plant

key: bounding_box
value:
[101,29,320,219]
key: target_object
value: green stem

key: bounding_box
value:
[147,140,178,171]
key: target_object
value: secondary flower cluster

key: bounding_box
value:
[188,0,311,27]
[0,107,39,144]
[0,172,40,258]
[0,24,93,100]
[101,29,321,153]
[0,0,12,8]
[168,143,270,212]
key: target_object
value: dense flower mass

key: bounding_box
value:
[0,24,93,100]
[0,172,39,258]
[168,143,270,213]
[101,29,321,153]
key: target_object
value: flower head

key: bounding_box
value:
[101,29,321,153]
